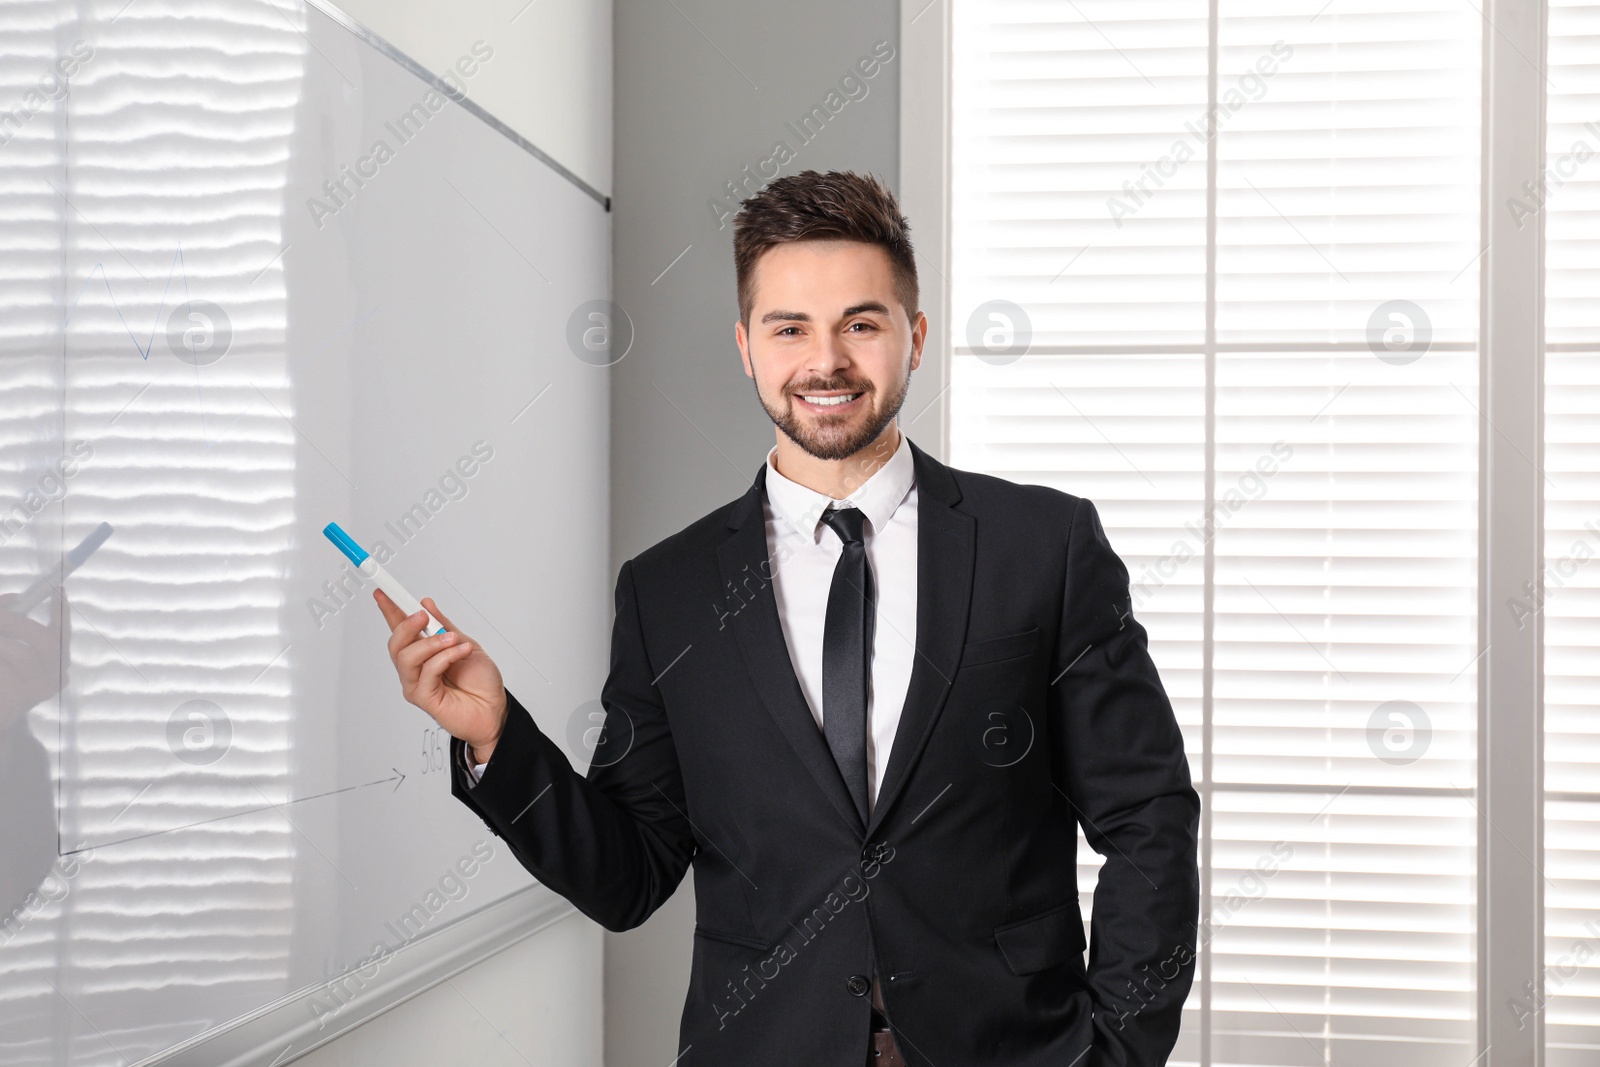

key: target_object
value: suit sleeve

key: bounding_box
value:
[448,557,698,932]
[1050,496,1201,1066]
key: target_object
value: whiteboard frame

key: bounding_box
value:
[140,888,573,1066]
[304,0,611,212]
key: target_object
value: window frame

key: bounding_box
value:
[901,2,1553,1064]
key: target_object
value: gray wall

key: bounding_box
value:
[607,1,900,1063]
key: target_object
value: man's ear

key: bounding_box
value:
[736,319,754,378]
[909,310,928,372]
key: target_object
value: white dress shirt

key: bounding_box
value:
[466,431,919,819]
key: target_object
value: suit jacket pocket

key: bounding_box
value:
[961,626,1041,669]
[993,900,1087,975]
[693,924,773,952]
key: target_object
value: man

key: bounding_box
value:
[376,170,1199,1066]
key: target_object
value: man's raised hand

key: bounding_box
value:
[375,589,507,765]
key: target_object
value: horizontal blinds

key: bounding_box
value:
[950,9,1210,1055]
[1544,2,1600,1063]
[950,3,1480,1064]
[0,6,305,1064]
[1209,11,1480,1063]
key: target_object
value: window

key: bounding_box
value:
[927,0,1568,1063]
[1543,2,1600,1062]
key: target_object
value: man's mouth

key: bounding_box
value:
[795,391,864,411]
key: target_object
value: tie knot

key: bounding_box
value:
[821,505,867,545]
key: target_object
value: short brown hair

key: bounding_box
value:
[732,169,919,327]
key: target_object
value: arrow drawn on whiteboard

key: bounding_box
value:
[63,767,408,856]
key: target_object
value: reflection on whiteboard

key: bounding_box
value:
[0,2,609,1063]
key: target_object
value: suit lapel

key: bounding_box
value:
[717,465,867,835]
[867,439,973,836]
[715,438,976,840]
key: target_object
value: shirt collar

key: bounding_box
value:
[763,429,916,544]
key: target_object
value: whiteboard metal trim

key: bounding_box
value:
[305,0,612,211]
[138,888,576,1066]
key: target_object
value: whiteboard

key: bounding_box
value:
[0,2,609,1063]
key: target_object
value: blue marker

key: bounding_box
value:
[323,522,446,635]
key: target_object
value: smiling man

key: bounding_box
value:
[377,169,1199,1066]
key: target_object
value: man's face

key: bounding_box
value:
[735,239,926,462]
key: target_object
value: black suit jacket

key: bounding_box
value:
[450,437,1200,1066]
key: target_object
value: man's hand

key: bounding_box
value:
[375,589,507,764]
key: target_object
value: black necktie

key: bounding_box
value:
[821,506,874,826]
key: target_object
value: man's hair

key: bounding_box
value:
[732,169,919,327]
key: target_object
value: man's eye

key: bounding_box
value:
[848,322,876,332]
[777,326,801,337]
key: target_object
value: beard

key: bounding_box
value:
[756,362,912,462]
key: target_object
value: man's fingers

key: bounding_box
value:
[396,630,458,676]
[385,603,432,665]
[420,596,459,633]
[420,597,476,649]
[415,639,473,695]
[374,588,407,631]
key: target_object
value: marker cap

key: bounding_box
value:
[322,521,370,567]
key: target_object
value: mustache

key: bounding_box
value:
[788,380,871,395]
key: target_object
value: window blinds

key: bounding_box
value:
[1543,2,1600,1063]
[0,5,307,1062]
[950,3,1481,1064]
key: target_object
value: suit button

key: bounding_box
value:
[862,841,891,864]
[845,974,870,997]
